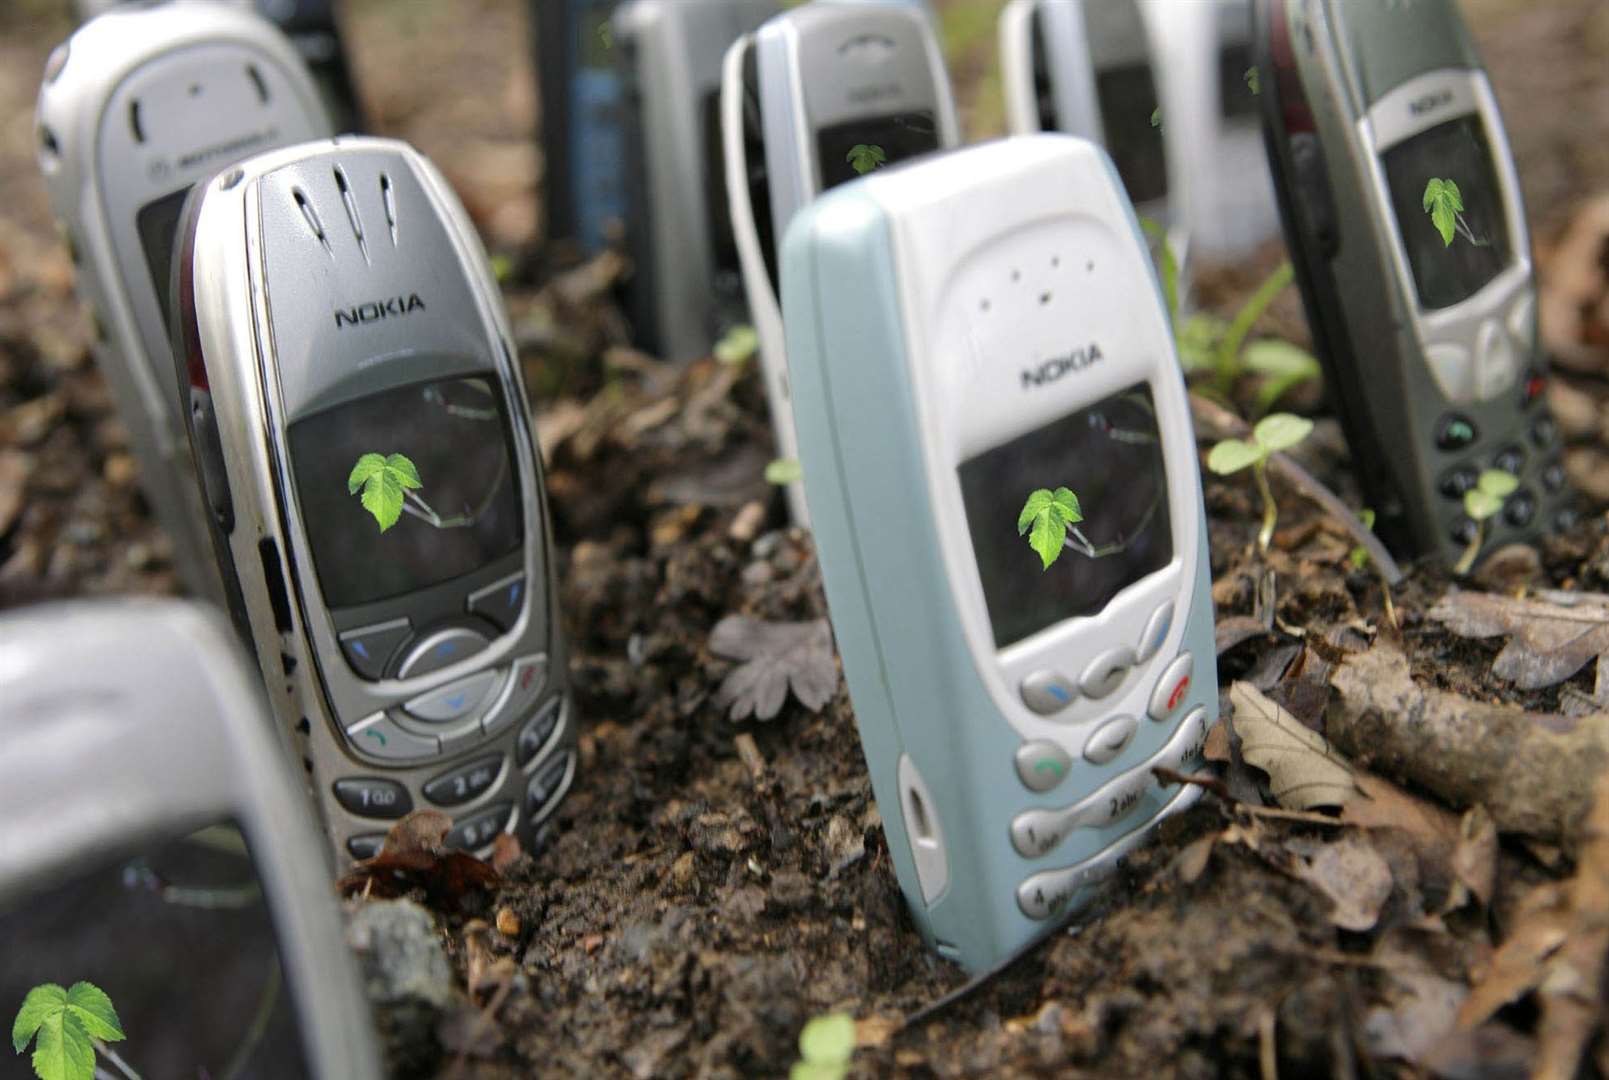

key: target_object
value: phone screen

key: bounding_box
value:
[1096,63,1167,205]
[815,110,941,191]
[288,374,525,609]
[958,383,1173,649]
[1380,114,1514,311]
[0,824,311,1079]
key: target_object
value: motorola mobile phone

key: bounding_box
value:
[172,137,576,865]
[71,0,365,133]
[611,0,779,363]
[1255,0,1572,564]
[780,134,1216,971]
[722,0,960,523]
[534,0,629,256]
[0,599,381,1078]
[36,1,333,602]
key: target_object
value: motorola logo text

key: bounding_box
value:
[334,294,426,329]
[1021,344,1103,389]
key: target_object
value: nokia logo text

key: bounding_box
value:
[334,294,426,329]
[1021,344,1103,389]
[1408,89,1453,116]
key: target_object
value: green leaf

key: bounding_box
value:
[62,984,122,1044]
[1150,106,1161,128]
[385,453,422,490]
[845,144,888,175]
[1017,489,1053,535]
[1423,177,1464,247]
[1049,487,1083,526]
[1177,313,1228,372]
[1029,512,1068,570]
[798,1013,856,1065]
[1243,339,1321,379]
[347,452,386,495]
[1349,509,1375,569]
[1252,413,1314,453]
[789,1064,844,1080]
[765,458,803,486]
[1138,217,1179,323]
[1477,469,1519,499]
[1019,488,1082,569]
[1245,66,1261,95]
[1207,438,1264,475]
[13,985,65,1053]
[32,1011,95,1080]
[714,324,759,365]
[1465,488,1503,521]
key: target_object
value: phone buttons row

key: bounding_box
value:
[1017,600,1175,717]
[1013,713,1140,795]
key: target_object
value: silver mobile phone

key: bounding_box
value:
[721,0,960,523]
[35,1,333,601]
[1255,0,1573,563]
[0,599,381,1078]
[611,0,779,363]
[172,136,576,864]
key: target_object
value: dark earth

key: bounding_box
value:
[6,1,1609,1077]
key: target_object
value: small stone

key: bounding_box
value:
[670,851,697,888]
[728,500,767,543]
[495,907,521,938]
[345,899,453,1008]
[103,453,138,488]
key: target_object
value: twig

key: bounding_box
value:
[95,1042,142,1080]
[1151,766,1346,827]
[1189,394,1404,585]
[220,957,281,1080]
[1258,1007,1279,1080]
[444,978,515,1080]
[733,731,767,786]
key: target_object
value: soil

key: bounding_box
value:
[4,1,1609,1078]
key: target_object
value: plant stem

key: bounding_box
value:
[95,1042,142,1080]
[1215,261,1294,396]
[1453,520,1485,576]
[1254,460,1278,554]
[220,957,281,1080]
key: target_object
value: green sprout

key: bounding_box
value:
[1453,469,1519,576]
[714,324,759,365]
[12,982,129,1080]
[845,144,888,176]
[348,452,422,532]
[1150,106,1161,128]
[1018,487,1083,570]
[1242,339,1323,416]
[1422,178,1486,248]
[765,458,803,486]
[1178,261,1317,406]
[1245,66,1261,95]
[1207,413,1314,554]
[1345,507,1398,629]
[790,1013,855,1080]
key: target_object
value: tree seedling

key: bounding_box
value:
[1453,469,1519,575]
[714,323,759,365]
[1346,507,1398,629]
[765,457,802,486]
[348,451,476,533]
[790,1013,855,1080]
[1017,487,1083,570]
[1207,413,1314,554]
[12,982,131,1080]
[845,143,887,176]
[1422,177,1486,248]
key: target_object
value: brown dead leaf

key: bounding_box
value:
[338,808,501,904]
[1460,882,1571,1029]
[1172,833,1218,885]
[1231,682,1362,809]
[1534,767,1609,1080]
[1429,589,1609,691]
[1448,806,1498,912]
[463,918,518,997]
[489,831,523,874]
[709,616,838,721]
[1296,835,1394,931]
[855,1015,900,1049]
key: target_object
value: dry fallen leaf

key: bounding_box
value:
[708,615,838,721]
[1459,882,1571,1028]
[1448,806,1498,912]
[338,808,501,904]
[1428,589,1609,691]
[1231,681,1362,809]
[1296,835,1394,931]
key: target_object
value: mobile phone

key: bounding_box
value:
[171,136,576,864]
[71,0,365,133]
[36,1,333,601]
[1255,0,1573,563]
[533,0,630,256]
[611,0,779,363]
[780,134,1216,971]
[721,0,960,522]
[0,599,381,1078]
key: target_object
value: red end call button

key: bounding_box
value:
[1147,653,1193,722]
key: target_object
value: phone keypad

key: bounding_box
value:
[1079,647,1135,699]
[334,777,413,819]
[423,753,505,808]
[447,803,513,851]
[1082,715,1138,765]
[526,751,576,823]
[516,696,564,767]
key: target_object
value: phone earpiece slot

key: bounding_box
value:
[129,99,145,143]
[379,173,399,244]
[292,187,332,253]
[333,165,368,261]
[246,63,269,104]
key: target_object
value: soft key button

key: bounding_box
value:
[482,654,548,737]
[1020,670,1078,716]
[1425,342,1475,404]
[1148,653,1193,722]
[346,712,440,763]
[1080,647,1135,699]
[468,572,526,632]
[1135,601,1173,664]
[397,626,491,679]
[339,618,412,681]
[1014,741,1073,794]
[1083,715,1138,765]
[403,669,502,723]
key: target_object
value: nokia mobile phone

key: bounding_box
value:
[36,1,333,602]
[611,0,779,363]
[172,137,576,864]
[1256,0,1572,564]
[722,0,960,523]
[533,0,629,256]
[0,599,381,1078]
[71,0,365,132]
[780,134,1216,972]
